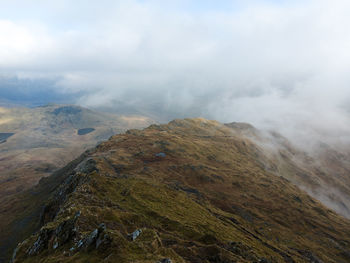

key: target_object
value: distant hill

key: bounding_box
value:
[8,118,350,263]
[0,104,153,195]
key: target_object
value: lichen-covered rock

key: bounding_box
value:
[25,211,81,257]
[81,228,98,249]
[40,173,87,225]
[76,223,111,251]
[26,228,53,256]
[52,211,81,249]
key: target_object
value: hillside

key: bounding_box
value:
[0,104,153,263]
[226,122,350,219]
[9,118,350,263]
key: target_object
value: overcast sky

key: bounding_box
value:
[1,0,350,145]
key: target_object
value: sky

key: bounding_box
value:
[1,0,350,146]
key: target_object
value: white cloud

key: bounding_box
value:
[1,0,350,145]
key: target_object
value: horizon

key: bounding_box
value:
[0,0,350,145]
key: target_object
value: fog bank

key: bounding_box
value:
[1,0,350,146]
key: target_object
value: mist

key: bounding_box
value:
[1,0,350,147]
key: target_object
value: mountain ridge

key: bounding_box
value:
[8,118,350,263]
[0,104,154,263]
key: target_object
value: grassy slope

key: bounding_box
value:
[226,122,350,219]
[10,119,350,262]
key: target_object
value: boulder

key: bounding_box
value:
[129,229,142,241]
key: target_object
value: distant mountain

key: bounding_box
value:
[8,118,350,263]
[0,104,153,262]
[0,104,153,196]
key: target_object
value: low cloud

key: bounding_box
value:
[1,0,350,146]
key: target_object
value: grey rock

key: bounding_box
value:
[85,229,99,248]
[26,212,81,256]
[74,158,98,174]
[55,216,78,246]
[77,239,84,249]
[53,242,58,249]
[76,223,110,251]
[129,229,142,241]
[27,228,53,256]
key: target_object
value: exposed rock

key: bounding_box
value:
[53,211,81,249]
[27,228,53,256]
[53,242,58,249]
[40,167,89,225]
[74,158,98,174]
[82,229,98,248]
[129,229,142,241]
[25,211,81,256]
[157,259,172,263]
[77,223,111,251]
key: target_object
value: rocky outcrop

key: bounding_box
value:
[75,223,111,252]
[26,211,81,256]
[40,157,95,225]
[10,155,100,262]
[129,229,142,241]
[52,211,81,249]
[74,158,98,174]
[26,228,53,256]
[12,212,112,262]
